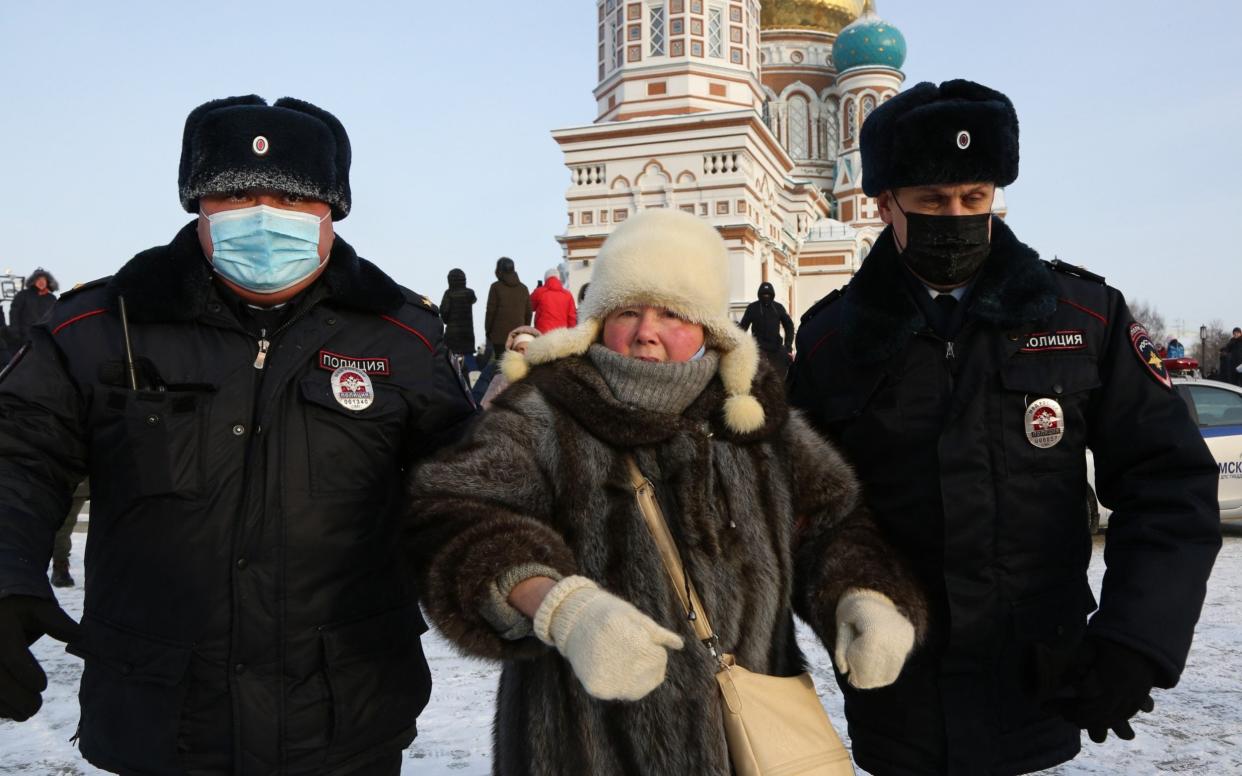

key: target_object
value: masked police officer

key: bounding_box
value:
[0,96,475,774]
[789,80,1220,775]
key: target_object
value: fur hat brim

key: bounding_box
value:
[179,96,352,220]
[861,79,1019,196]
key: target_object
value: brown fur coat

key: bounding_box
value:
[409,354,926,776]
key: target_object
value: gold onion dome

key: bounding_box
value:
[760,0,864,34]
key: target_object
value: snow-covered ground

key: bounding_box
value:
[4,531,1240,775]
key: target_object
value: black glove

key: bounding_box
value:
[0,595,82,721]
[1048,636,1157,744]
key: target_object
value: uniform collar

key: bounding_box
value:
[107,220,405,323]
[840,217,1057,363]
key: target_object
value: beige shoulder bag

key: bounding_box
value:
[625,456,855,776]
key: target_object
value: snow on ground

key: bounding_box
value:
[3,531,1240,775]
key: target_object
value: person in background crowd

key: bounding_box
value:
[485,257,532,359]
[738,281,794,368]
[479,325,541,409]
[48,480,89,588]
[1166,338,1185,359]
[0,95,475,775]
[440,268,478,371]
[409,208,926,775]
[530,267,577,334]
[0,304,14,365]
[8,269,59,344]
[1221,328,1242,386]
[789,79,1220,776]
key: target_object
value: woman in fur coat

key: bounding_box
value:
[409,209,928,776]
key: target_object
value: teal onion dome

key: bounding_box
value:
[832,1,906,71]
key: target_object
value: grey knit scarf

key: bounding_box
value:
[587,344,719,416]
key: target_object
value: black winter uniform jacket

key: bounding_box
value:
[788,219,1220,776]
[0,223,476,775]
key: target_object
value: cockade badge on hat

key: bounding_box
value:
[252,135,270,156]
[956,130,971,150]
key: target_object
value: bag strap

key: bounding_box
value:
[624,455,720,653]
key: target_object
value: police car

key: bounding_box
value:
[1088,376,1242,531]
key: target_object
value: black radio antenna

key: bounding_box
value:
[118,295,139,391]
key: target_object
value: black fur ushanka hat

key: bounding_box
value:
[861,79,1019,196]
[178,95,352,220]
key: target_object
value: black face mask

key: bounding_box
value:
[893,198,992,286]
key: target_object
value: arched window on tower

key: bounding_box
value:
[844,98,857,145]
[861,95,877,124]
[607,5,619,73]
[649,2,666,56]
[614,4,625,70]
[788,96,809,160]
[821,99,840,160]
[708,4,724,58]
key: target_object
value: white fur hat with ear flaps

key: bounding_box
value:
[501,207,765,433]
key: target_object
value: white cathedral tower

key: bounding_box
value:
[553,0,908,319]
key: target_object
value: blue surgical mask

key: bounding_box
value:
[204,205,329,294]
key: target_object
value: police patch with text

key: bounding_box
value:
[1020,330,1087,353]
[1128,322,1171,390]
[317,350,391,376]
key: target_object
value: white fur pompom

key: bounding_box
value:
[523,319,602,367]
[501,350,530,383]
[723,393,765,434]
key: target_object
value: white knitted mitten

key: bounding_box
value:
[834,588,916,689]
[533,576,684,701]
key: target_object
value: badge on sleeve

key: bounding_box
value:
[1025,398,1065,448]
[331,367,374,411]
[1128,322,1172,390]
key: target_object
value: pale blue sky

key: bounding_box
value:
[1,0,1239,340]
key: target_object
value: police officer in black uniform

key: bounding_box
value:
[0,96,475,775]
[789,80,1220,776]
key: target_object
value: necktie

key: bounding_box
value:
[934,293,958,316]
[933,293,959,337]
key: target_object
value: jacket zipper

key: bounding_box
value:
[231,296,322,770]
[915,330,959,399]
[254,331,270,369]
[253,297,321,771]
[252,300,319,371]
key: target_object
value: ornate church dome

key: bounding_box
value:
[832,0,906,71]
[760,0,864,34]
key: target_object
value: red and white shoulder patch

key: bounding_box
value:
[1128,322,1171,390]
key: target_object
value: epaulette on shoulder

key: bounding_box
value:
[400,287,439,316]
[57,276,111,302]
[800,285,847,324]
[1046,259,1105,285]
